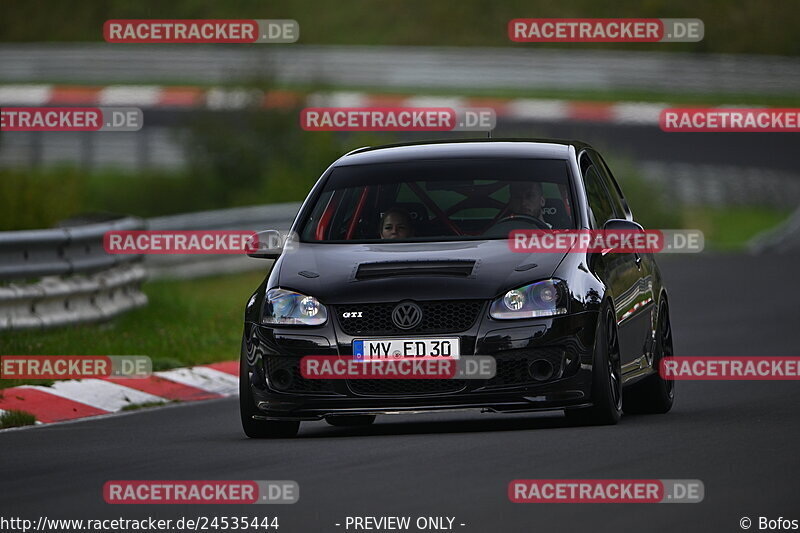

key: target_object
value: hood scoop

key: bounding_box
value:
[355,260,477,280]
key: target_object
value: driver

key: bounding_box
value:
[508,181,552,228]
[379,207,415,239]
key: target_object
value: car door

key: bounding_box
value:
[592,151,657,368]
[579,151,643,368]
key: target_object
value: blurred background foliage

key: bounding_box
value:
[0,119,693,235]
[0,107,386,229]
[1,0,799,55]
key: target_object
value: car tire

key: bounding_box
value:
[325,415,376,427]
[565,304,623,426]
[622,300,675,415]
[239,344,300,438]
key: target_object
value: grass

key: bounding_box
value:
[0,119,379,231]
[0,167,217,231]
[0,409,37,429]
[2,0,799,56]
[0,378,55,390]
[683,206,792,250]
[0,270,266,389]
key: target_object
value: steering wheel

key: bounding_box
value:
[491,214,551,230]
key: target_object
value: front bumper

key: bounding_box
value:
[242,310,598,420]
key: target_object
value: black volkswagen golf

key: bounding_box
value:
[240,139,675,438]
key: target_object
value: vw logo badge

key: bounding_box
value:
[392,301,422,330]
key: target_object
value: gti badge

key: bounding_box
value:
[342,311,363,318]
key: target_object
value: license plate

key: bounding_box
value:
[353,338,460,361]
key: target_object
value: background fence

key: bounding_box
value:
[2,44,800,94]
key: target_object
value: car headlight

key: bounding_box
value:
[262,288,328,326]
[489,279,568,319]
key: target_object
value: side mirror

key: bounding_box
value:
[603,219,644,232]
[590,219,646,260]
[247,230,285,260]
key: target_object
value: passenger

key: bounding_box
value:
[380,207,414,239]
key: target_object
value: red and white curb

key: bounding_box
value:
[0,361,238,426]
[0,84,672,125]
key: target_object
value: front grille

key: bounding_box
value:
[336,300,484,336]
[347,378,467,396]
[266,356,337,395]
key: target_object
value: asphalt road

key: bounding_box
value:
[1,253,799,533]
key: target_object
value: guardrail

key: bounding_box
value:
[2,44,799,94]
[144,202,299,279]
[748,205,800,255]
[0,217,148,330]
[0,203,300,330]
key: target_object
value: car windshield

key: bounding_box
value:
[299,158,575,243]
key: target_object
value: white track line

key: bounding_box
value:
[155,366,239,396]
[505,98,568,121]
[403,96,468,108]
[612,102,667,125]
[306,91,368,107]
[98,85,162,107]
[0,84,53,105]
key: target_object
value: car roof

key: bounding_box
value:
[336,138,591,166]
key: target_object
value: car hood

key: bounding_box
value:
[275,240,568,304]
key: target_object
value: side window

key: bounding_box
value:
[579,151,593,175]
[581,156,615,229]
[591,152,628,219]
